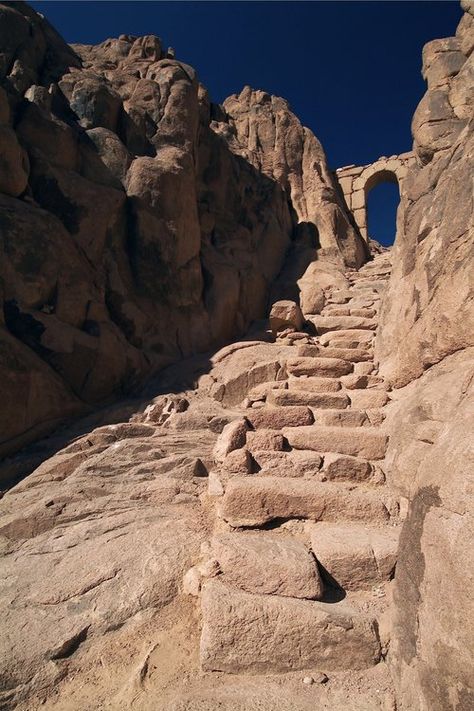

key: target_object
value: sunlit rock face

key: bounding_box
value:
[376,5,474,709]
[0,2,363,458]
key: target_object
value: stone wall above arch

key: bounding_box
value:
[334,152,416,242]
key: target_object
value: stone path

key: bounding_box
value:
[0,251,401,709]
[188,251,401,676]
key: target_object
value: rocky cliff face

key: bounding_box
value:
[0,2,363,460]
[376,4,474,709]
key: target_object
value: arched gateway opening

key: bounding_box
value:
[334,152,416,247]
[366,175,400,247]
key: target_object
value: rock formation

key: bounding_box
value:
[0,1,364,462]
[0,2,472,711]
[374,3,474,708]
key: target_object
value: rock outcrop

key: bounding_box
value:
[0,2,365,461]
[375,4,474,709]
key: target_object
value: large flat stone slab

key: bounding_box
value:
[309,315,377,334]
[322,453,373,482]
[220,477,389,527]
[288,376,341,392]
[348,389,389,409]
[211,533,323,599]
[319,329,374,346]
[283,425,388,460]
[286,357,352,378]
[267,389,349,409]
[246,406,314,430]
[314,409,368,427]
[310,523,399,590]
[250,450,323,478]
[200,580,381,672]
[295,345,373,362]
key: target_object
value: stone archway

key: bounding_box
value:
[334,152,416,242]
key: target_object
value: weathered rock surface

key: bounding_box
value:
[200,580,381,673]
[310,523,399,590]
[373,7,474,709]
[220,477,390,527]
[0,4,472,711]
[284,426,388,460]
[269,300,304,334]
[383,349,474,711]
[0,2,365,458]
[211,533,323,599]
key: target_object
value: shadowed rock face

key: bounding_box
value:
[376,5,474,709]
[0,2,364,458]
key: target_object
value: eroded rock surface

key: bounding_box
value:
[375,4,474,708]
[0,1,365,459]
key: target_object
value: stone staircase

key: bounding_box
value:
[186,251,400,678]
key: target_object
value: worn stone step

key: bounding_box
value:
[283,425,388,459]
[327,289,352,304]
[321,306,351,316]
[246,429,285,452]
[340,373,387,390]
[200,580,381,673]
[211,532,323,599]
[246,406,314,430]
[220,477,390,527]
[296,344,373,362]
[322,453,374,482]
[309,522,399,591]
[314,409,369,427]
[287,376,342,392]
[349,308,377,318]
[353,361,376,375]
[267,389,349,409]
[286,356,353,377]
[352,279,389,291]
[347,297,378,309]
[348,389,389,409]
[319,329,374,347]
[251,450,323,477]
[309,315,377,334]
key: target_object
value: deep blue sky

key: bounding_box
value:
[31,1,462,245]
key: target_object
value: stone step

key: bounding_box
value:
[348,287,381,298]
[296,344,373,362]
[246,406,314,430]
[319,329,374,347]
[353,361,376,375]
[349,308,377,318]
[309,522,399,591]
[340,373,387,390]
[320,306,351,316]
[347,297,378,309]
[348,389,389,409]
[219,477,390,527]
[309,315,377,334]
[251,450,323,477]
[267,389,349,409]
[352,279,389,291]
[314,409,369,427]
[287,376,342,392]
[200,579,381,673]
[286,356,353,377]
[283,425,388,460]
[321,453,375,482]
[327,289,352,304]
[210,532,324,599]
